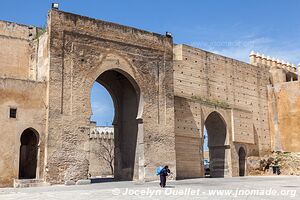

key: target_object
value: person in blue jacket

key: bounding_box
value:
[159,165,170,187]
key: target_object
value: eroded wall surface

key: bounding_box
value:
[173,44,270,178]
[0,21,38,79]
[45,10,176,183]
[268,81,300,152]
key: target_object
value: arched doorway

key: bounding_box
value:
[19,128,39,179]
[91,69,141,181]
[204,112,227,177]
[238,147,246,176]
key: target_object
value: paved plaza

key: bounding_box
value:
[0,176,299,200]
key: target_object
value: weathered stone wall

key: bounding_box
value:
[0,20,49,82]
[268,81,300,152]
[173,44,270,178]
[0,79,47,187]
[0,21,38,80]
[45,9,175,183]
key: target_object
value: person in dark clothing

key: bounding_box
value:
[160,165,170,188]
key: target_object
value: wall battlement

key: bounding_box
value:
[89,126,114,140]
[249,51,297,74]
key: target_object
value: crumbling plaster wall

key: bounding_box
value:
[268,81,300,152]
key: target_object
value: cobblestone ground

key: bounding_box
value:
[0,176,299,200]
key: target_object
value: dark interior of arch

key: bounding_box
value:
[96,70,139,181]
[238,147,246,176]
[205,112,227,178]
[19,128,38,179]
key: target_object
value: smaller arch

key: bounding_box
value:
[204,111,228,178]
[204,111,227,128]
[205,111,227,147]
[238,147,246,176]
[19,128,39,179]
[20,128,39,144]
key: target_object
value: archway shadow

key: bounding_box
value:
[238,147,246,176]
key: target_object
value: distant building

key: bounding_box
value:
[89,123,114,140]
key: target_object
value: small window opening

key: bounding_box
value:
[9,108,17,118]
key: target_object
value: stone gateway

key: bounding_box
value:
[0,9,299,187]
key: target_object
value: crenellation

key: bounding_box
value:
[89,126,114,140]
[271,57,277,67]
[250,51,298,84]
[275,59,281,67]
[266,56,272,66]
[250,51,297,74]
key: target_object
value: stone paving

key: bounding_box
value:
[0,176,299,200]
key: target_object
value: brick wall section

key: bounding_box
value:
[174,96,203,178]
[173,44,271,178]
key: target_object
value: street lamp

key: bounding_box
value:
[52,3,59,10]
[165,32,172,38]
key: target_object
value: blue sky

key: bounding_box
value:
[1,0,299,126]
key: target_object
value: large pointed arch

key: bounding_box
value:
[89,67,144,181]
